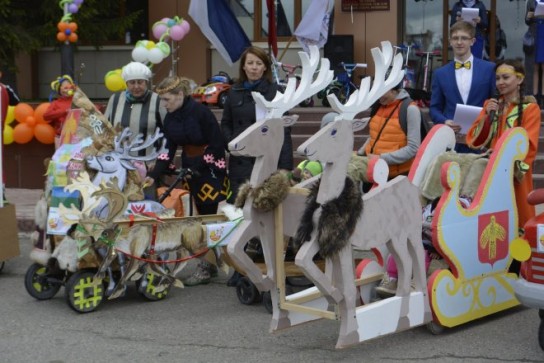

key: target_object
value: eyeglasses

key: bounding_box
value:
[450,36,473,43]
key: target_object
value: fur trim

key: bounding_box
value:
[234,172,290,212]
[34,196,48,230]
[29,247,52,266]
[234,183,251,209]
[51,236,79,272]
[293,177,363,258]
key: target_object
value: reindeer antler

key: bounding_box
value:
[116,127,167,162]
[328,41,404,121]
[253,45,334,120]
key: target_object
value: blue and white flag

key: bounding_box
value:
[189,0,251,65]
[294,0,333,53]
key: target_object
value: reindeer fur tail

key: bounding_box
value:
[293,178,363,258]
[317,178,362,258]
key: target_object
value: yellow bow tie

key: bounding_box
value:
[455,61,471,70]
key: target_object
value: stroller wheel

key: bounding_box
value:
[24,262,62,300]
[262,291,273,314]
[426,319,445,335]
[539,320,544,350]
[137,272,170,301]
[236,276,262,305]
[65,270,104,313]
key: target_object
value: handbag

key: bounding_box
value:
[523,30,535,54]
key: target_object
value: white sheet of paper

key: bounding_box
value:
[461,8,479,23]
[453,104,482,134]
[535,2,544,17]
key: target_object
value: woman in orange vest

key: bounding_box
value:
[358,81,422,179]
[466,59,541,229]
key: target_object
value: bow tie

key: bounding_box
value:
[455,61,471,70]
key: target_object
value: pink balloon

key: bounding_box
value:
[152,23,168,40]
[169,25,186,41]
[180,20,190,34]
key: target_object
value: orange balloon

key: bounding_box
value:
[68,22,78,32]
[68,33,78,43]
[58,22,69,32]
[34,103,50,124]
[14,103,34,123]
[13,123,34,144]
[57,32,67,42]
[34,123,56,144]
[25,115,36,127]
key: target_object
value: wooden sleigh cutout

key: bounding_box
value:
[426,127,527,328]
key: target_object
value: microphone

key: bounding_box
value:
[488,90,500,122]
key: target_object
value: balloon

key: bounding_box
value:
[156,42,171,56]
[132,47,149,63]
[68,22,78,32]
[169,25,186,41]
[14,103,33,123]
[145,40,156,50]
[3,125,14,145]
[68,4,79,13]
[73,0,84,4]
[148,48,165,64]
[167,19,176,27]
[58,22,69,32]
[152,23,168,40]
[34,123,56,144]
[105,72,126,92]
[180,20,190,34]
[57,32,67,42]
[13,123,34,144]
[25,115,36,127]
[34,103,50,124]
[5,106,15,125]
[65,29,72,36]
[68,33,78,43]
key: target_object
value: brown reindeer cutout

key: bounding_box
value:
[226,45,333,326]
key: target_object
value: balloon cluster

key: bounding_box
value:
[131,40,170,64]
[57,22,78,43]
[104,69,126,92]
[4,103,56,145]
[152,16,191,42]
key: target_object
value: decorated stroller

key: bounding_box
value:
[24,89,228,313]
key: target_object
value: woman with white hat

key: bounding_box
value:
[104,61,166,156]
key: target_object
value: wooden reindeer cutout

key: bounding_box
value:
[226,45,333,298]
[293,41,431,347]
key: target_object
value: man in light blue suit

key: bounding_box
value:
[430,21,496,152]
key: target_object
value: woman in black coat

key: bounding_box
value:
[150,76,228,216]
[221,46,293,204]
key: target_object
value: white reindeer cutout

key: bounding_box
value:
[87,127,166,191]
[226,45,333,299]
[86,127,166,218]
[293,41,430,347]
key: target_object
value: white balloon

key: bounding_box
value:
[132,47,149,63]
[148,47,165,64]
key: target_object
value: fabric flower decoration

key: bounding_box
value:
[157,153,170,160]
[215,158,226,169]
[203,153,215,164]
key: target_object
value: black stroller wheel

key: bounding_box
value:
[262,291,273,314]
[236,276,262,305]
